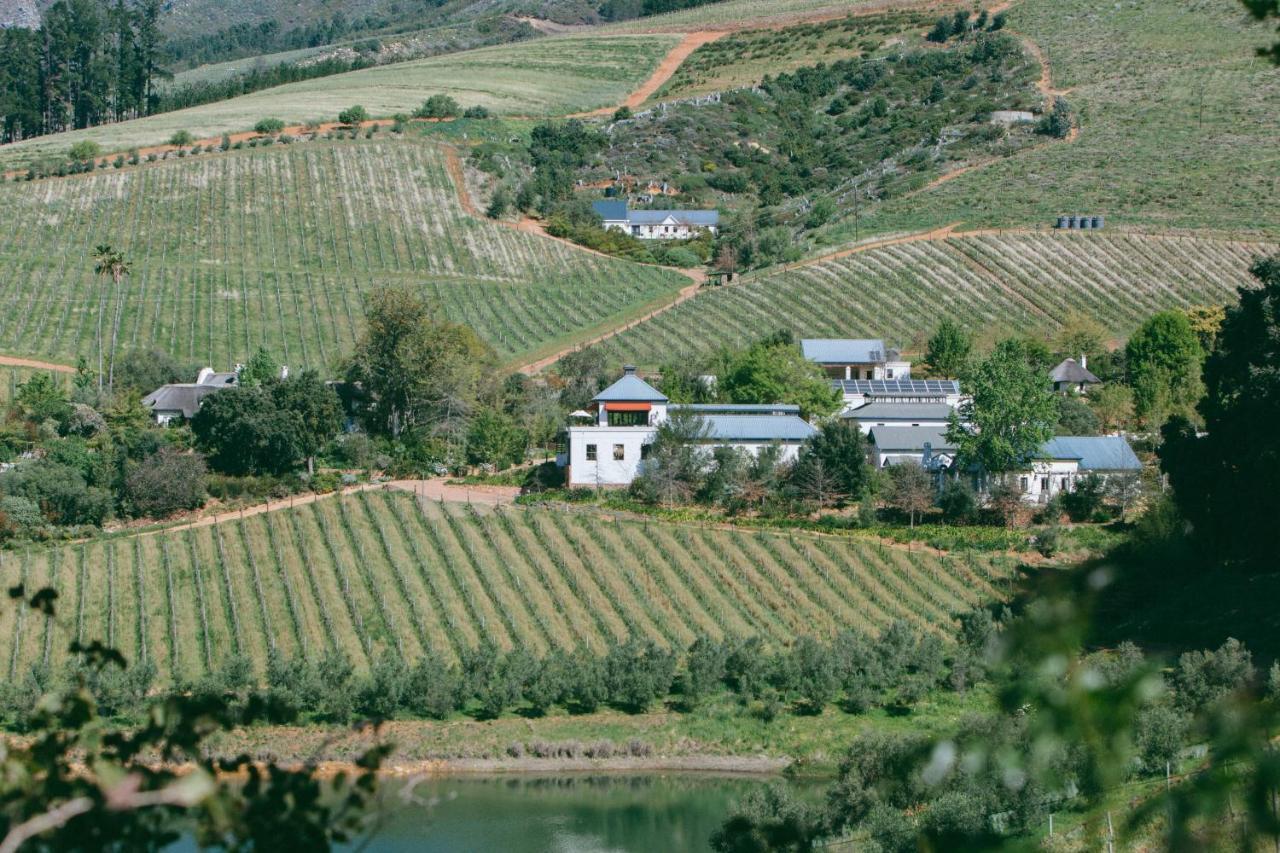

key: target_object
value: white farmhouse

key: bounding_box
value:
[141,367,239,425]
[867,426,958,469]
[844,402,955,434]
[1049,356,1101,394]
[802,339,911,381]
[834,378,966,412]
[561,367,816,487]
[591,200,720,240]
[1013,435,1142,503]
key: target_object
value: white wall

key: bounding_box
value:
[850,417,951,435]
[1015,460,1080,503]
[567,426,655,486]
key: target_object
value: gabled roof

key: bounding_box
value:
[802,339,888,364]
[1049,358,1100,385]
[868,426,957,452]
[671,403,801,415]
[628,209,720,226]
[592,199,629,222]
[844,402,955,422]
[698,414,816,442]
[1039,436,1141,471]
[141,384,222,419]
[592,367,668,403]
[834,379,961,396]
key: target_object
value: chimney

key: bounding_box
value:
[623,365,636,376]
[1080,353,1087,370]
[280,365,289,380]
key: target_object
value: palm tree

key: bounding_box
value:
[92,244,130,391]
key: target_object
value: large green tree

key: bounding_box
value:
[790,419,870,507]
[1125,310,1204,426]
[344,287,497,442]
[923,319,972,377]
[190,386,303,476]
[718,332,841,418]
[1160,256,1280,564]
[947,339,1056,479]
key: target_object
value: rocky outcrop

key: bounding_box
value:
[0,0,39,29]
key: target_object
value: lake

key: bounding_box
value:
[347,773,806,852]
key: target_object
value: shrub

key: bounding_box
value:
[1060,473,1106,522]
[462,105,491,119]
[612,105,633,121]
[122,448,208,519]
[338,105,369,126]
[405,650,459,719]
[415,95,460,120]
[168,130,194,147]
[1173,638,1255,711]
[68,140,101,162]
[254,117,286,135]
[606,639,675,712]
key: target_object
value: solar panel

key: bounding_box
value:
[832,380,960,394]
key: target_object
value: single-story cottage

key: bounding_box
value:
[142,367,238,425]
[559,367,815,487]
[592,200,720,240]
[867,426,958,469]
[1050,356,1101,394]
[844,402,955,433]
[1013,435,1142,503]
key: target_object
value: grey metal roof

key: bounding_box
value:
[141,384,222,419]
[592,199,628,222]
[592,369,668,403]
[869,426,957,452]
[802,339,887,364]
[1049,358,1100,385]
[834,379,961,395]
[671,403,801,415]
[698,414,817,442]
[627,209,720,226]
[844,402,955,422]
[1039,436,1141,470]
[200,372,239,387]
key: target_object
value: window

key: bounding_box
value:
[608,410,647,427]
[641,444,652,460]
[1020,476,1029,491]
[613,444,625,461]
[1040,476,1050,492]
[886,369,895,379]
[585,444,597,461]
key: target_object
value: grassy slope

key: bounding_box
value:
[584,231,1273,368]
[0,34,678,170]
[0,137,687,370]
[830,0,1279,240]
[602,0,913,31]
[0,492,1019,687]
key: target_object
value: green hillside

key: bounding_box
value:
[0,491,1018,687]
[0,34,677,171]
[841,0,1279,238]
[0,138,687,370]
[582,232,1273,368]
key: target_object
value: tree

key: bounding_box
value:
[485,185,511,219]
[1182,304,1225,354]
[1126,310,1204,427]
[1088,383,1134,432]
[1037,96,1072,138]
[337,105,369,126]
[68,139,100,162]
[92,244,130,391]
[122,447,207,518]
[13,372,72,427]
[239,345,280,386]
[1159,256,1280,563]
[113,347,186,394]
[190,386,302,475]
[718,332,841,419]
[791,419,870,507]
[415,94,459,119]
[1055,394,1100,435]
[947,340,1056,480]
[926,16,952,42]
[344,286,497,443]
[465,407,527,470]
[887,463,933,528]
[168,129,194,146]
[1053,312,1107,364]
[631,409,709,505]
[254,117,286,135]
[270,371,343,475]
[923,319,971,377]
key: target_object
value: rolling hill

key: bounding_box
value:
[0,138,688,371]
[579,230,1275,369]
[0,490,1018,686]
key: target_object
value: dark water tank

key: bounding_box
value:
[1067,215,1078,229]
[1092,215,1104,229]
[1077,215,1091,230]
[1056,216,1069,229]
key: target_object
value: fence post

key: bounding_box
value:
[1048,813,1053,836]
[1106,811,1114,853]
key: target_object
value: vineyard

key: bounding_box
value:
[0,139,686,370]
[583,232,1274,368]
[0,491,1019,687]
[0,35,678,171]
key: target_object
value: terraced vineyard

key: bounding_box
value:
[0,139,686,370]
[585,232,1274,368]
[0,491,1018,686]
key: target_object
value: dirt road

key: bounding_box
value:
[0,354,76,374]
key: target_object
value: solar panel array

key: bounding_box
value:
[834,380,961,394]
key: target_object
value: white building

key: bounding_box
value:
[592,200,720,240]
[844,402,955,434]
[1049,356,1101,394]
[141,367,239,425]
[1012,435,1142,503]
[561,367,816,487]
[867,426,958,469]
[802,339,911,381]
